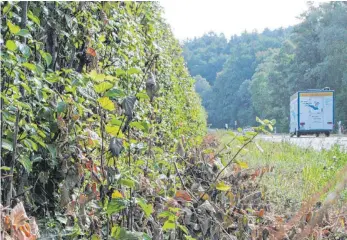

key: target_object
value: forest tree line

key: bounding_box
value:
[184,2,347,132]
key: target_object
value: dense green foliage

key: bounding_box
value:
[184,2,347,131]
[183,32,228,85]
[1,1,206,239]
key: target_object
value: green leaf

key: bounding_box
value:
[57,102,67,113]
[111,118,122,126]
[105,75,117,81]
[94,81,113,93]
[19,156,32,172]
[237,161,249,169]
[129,122,144,130]
[136,92,149,100]
[141,121,149,133]
[136,198,153,217]
[89,70,105,81]
[0,166,11,171]
[31,135,46,148]
[6,40,17,51]
[120,178,136,188]
[98,35,106,42]
[7,21,20,34]
[116,69,126,76]
[37,129,46,138]
[184,235,196,240]
[47,144,57,164]
[111,225,150,239]
[105,125,121,136]
[46,73,60,83]
[25,139,38,151]
[19,43,31,58]
[163,220,175,231]
[178,225,189,234]
[40,50,52,65]
[98,97,115,111]
[91,234,100,240]
[256,117,265,125]
[128,67,142,75]
[105,89,126,98]
[16,29,31,38]
[2,139,13,151]
[143,233,152,240]
[216,182,231,191]
[107,199,128,215]
[158,211,174,218]
[22,62,36,71]
[2,3,11,14]
[28,10,40,26]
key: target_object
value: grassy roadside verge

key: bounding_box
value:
[216,130,347,214]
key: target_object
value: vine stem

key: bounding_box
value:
[116,54,157,136]
[173,161,197,202]
[100,107,106,180]
[6,109,20,209]
[197,133,258,202]
[128,126,134,231]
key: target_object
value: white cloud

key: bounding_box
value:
[159,0,310,40]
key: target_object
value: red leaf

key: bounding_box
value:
[175,190,192,201]
[92,182,100,200]
[255,208,265,218]
[86,47,97,57]
[305,211,312,223]
[78,194,88,205]
[251,169,261,180]
[92,183,97,193]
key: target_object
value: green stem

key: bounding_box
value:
[6,108,20,209]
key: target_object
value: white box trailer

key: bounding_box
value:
[290,89,334,137]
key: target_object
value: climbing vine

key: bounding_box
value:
[1,1,206,239]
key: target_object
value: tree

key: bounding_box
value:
[183,32,229,85]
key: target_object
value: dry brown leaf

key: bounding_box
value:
[175,190,192,201]
[199,192,209,200]
[11,202,29,229]
[29,218,39,238]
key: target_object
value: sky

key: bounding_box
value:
[159,0,310,40]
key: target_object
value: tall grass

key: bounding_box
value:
[245,141,347,213]
[215,130,347,214]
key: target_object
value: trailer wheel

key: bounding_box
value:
[325,132,330,137]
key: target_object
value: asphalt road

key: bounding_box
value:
[260,134,347,151]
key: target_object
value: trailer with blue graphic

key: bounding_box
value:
[290,88,334,137]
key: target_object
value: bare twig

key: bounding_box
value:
[198,134,258,202]
[174,161,197,202]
